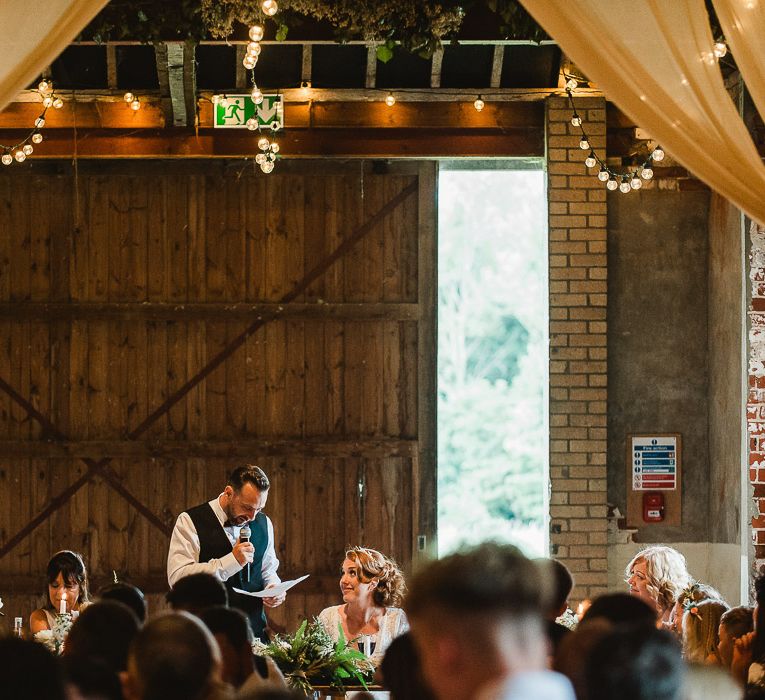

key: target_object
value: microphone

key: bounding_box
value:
[239,523,251,583]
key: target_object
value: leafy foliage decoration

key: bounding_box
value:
[262,618,374,693]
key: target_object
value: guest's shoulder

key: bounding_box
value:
[384,607,409,631]
[318,604,342,620]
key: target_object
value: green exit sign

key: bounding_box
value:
[213,95,284,130]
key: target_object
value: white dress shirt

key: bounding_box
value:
[166,494,280,588]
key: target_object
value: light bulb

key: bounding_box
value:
[270,121,281,131]
[251,87,263,104]
[713,41,727,59]
[585,152,597,168]
[255,153,266,165]
[271,142,280,154]
[385,93,396,107]
[641,166,653,179]
[53,98,63,109]
[566,78,578,91]
[249,25,264,41]
[14,151,25,163]
[597,167,609,182]
[606,177,618,191]
[243,55,257,70]
[1,154,11,165]
[652,146,665,162]
[247,42,261,57]
[571,115,582,127]
[619,178,631,193]
[579,137,589,150]
[38,80,50,93]
[35,117,45,128]
[630,176,642,190]
[262,0,278,16]
[43,96,53,108]
[473,97,485,112]
[22,144,33,156]
[130,99,141,111]
[258,136,270,151]
[246,117,258,130]
[261,160,275,173]
[32,133,43,144]
[124,92,134,103]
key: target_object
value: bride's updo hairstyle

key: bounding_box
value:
[346,546,406,608]
[45,550,90,609]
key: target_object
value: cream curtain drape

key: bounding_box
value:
[518,0,765,226]
[0,0,108,112]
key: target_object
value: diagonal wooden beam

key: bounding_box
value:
[127,180,418,441]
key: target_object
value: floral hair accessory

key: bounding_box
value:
[687,605,701,620]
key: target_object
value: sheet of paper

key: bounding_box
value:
[233,574,309,598]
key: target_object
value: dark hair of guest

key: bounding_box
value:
[44,550,90,610]
[166,572,229,613]
[99,582,147,623]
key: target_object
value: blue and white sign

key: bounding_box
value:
[632,436,677,490]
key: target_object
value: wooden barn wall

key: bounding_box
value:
[0,160,436,634]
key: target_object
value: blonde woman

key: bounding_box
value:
[625,546,691,626]
[318,546,408,666]
[683,599,729,663]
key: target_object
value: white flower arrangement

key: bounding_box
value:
[34,613,74,655]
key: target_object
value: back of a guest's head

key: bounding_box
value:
[676,581,725,607]
[682,599,729,663]
[199,605,252,650]
[123,611,220,700]
[236,690,305,700]
[0,637,66,700]
[582,592,657,628]
[99,582,147,623]
[406,541,545,622]
[62,655,123,700]
[720,606,754,639]
[166,572,228,613]
[683,663,742,700]
[64,600,140,672]
[555,619,612,700]
[541,558,574,618]
[380,632,437,700]
[585,626,683,700]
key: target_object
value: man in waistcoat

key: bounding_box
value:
[167,465,284,640]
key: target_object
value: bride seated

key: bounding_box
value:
[30,550,90,633]
[318,546,408,667]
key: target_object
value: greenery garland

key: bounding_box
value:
[84,0,546,55]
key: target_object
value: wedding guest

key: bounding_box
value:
[318,546,408,667]
[98,581,147,624]
[584,626,684,700]
[718,606,754,669]
[167,572,229,615]
[0,636,66,700]
[64,600,140,672]
[236,690,304,700]
[198,606,287,693]
[625,546,691,627]
[63,656,124,700]
[581,592,657,628]
[682,599,729,663]
[669,581,725,636]
[732,572,765,688]
[542,559,575,654]
[167,465,285,641]
[30,550,91,634]
[120,611,231,700]
[379,631,436,700]
[405,542,574,700]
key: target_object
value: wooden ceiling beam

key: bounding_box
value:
[2,127,545,158]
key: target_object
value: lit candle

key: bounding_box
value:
[59,596,67,614]
[576,599,591,619]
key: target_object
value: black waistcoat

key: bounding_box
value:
[186,503,269,639]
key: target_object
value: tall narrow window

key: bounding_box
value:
[437,165,548,557]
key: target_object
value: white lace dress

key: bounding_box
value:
[317,604,409,666]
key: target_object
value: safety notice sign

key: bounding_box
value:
[631,436,677,490]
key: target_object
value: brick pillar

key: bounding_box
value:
[546,95,609,601]
[749,221,765,569]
